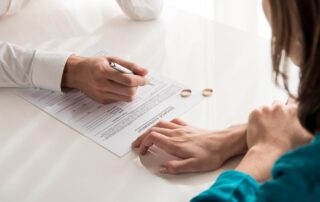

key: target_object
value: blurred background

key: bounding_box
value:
[166,0,271,39]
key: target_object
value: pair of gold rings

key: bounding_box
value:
[180,88,213,98]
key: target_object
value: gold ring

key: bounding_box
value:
[180,89,192,98]
[202,88,213,97]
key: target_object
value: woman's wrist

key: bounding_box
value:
[211,124,248,162]
[235,144,284,182]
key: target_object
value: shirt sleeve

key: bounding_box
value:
[191,163,318,202]
[191,135,320,202]
[0,41,71,91]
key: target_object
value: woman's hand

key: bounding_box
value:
[246,102,311,152]
[62,55,149,104]
[132,119,248,174]
[236,102,312,182]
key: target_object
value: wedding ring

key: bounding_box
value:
[202,88,213,97]
[180,89,192,97]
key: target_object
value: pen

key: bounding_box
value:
[109,62,134,74]
[109,62,154,85]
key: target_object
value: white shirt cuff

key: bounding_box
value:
[31,51,71,92]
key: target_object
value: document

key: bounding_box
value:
[17,54,203,157]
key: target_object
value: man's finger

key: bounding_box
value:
[107,56,148,76]
[100,80,137,97]
[106,68,148,87]
[160,159,197,174]
[101,92,134,103]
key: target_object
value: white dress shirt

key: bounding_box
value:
[0,0,160,91]
[0,0,71,91]
[0,42,70,91]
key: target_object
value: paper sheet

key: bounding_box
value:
[17,55,203,157]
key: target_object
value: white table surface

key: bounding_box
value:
[0,0,289,201]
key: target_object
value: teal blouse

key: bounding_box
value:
[191,133,320,202]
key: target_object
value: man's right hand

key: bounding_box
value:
[62,55,149,104]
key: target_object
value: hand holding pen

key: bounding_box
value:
[62,55,149,104]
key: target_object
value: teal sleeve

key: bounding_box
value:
[192,135,320,202]
[191,168,317,202]
[191,170,260,202]
[255,160,320,202]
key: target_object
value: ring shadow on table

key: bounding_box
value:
[133,146,242,186]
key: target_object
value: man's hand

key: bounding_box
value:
[62,55,149,104]
[132,119,248,174]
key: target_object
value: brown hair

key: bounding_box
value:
[269,0,320,133]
